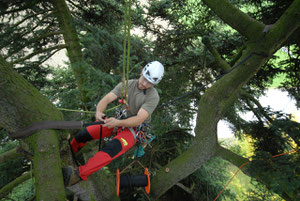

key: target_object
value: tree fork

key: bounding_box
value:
[202,36,273,122]
[150,0,300,199]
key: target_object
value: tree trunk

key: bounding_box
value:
[0,56,67,200]
[150,0,300,199]
[51,0,91,105]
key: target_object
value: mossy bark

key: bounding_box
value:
[202,0,265,40]
[0,56,67,200]
[150,0,300,199]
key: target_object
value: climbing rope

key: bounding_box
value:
[121,0,132,104]
[214,149,299,201]
[119,160,147,175]
[57,104,122,114]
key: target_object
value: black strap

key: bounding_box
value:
[68,138,80,166]
[83,121,104,127]
[98,125,103,151]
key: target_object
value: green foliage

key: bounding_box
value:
[280,46,300,108]
[1,179,35,201]
[248,151,300,198]
[187,158,236,201]
[242,180,284,201]
[0,130,29,189]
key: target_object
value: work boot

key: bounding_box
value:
[62,166,82,186]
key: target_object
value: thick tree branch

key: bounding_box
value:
[52,0,91,105]
[202,0,265,40]
[263,0,300,52]
[10,44,67,65]
[202,36,232,71]
[229,46,245,66]
[0,171,32,199]
[175,183,194,194]
[215,145,250,174]
[202,37,273,122]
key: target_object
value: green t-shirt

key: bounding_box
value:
[111,79,160,123]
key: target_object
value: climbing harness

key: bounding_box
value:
[116,160,151,196]
[128,123,156,158]
[115,99,129,120]
[135,124,155,150]
[113,99,156,158]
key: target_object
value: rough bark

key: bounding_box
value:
[51,0,91,105]
[150,0,300,199]
[0,56,67,200]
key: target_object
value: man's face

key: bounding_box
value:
[138,75,154,90]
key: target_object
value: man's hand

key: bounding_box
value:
[103,118,120,128]
[95,111,106,121]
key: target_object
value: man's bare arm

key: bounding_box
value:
[95,92,118,121]
[103,108,149,128]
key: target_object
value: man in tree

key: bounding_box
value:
[63,61,164,186]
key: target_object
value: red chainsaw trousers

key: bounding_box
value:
[70,125,137,181]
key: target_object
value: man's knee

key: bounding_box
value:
[75,128,93,143]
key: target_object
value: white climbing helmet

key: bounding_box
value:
[142,61,164,85]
